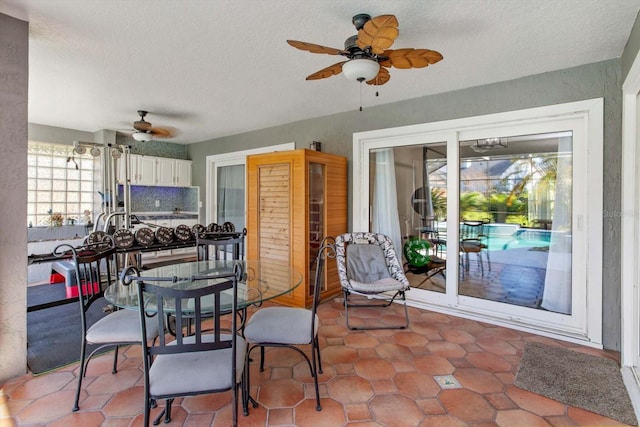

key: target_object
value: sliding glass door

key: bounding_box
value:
[216,164,245,230]
[355,100,603,345]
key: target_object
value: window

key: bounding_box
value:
[27,142,95,226]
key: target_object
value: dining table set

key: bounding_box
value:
[26,227,337,426]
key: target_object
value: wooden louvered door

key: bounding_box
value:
[257,163,291,263]
[253,161,297,305]
[247,149,347,308]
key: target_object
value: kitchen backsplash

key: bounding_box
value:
[119,185,199,213]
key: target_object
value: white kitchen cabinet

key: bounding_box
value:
[157,158,192,187]
[137,155,157,186]
[118,154,156,186]
[156,157,175,186]
[119,155,191,187]
[117,154,132,184]
[174,159,192,186]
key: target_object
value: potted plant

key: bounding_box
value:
[47,209,64,227]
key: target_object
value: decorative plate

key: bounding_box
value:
[113,229,135,248]
[192,224,206,238]
[155,227,174,244]
[222,221,235,232]
[174,224,192,241]
[86,230,108,245]
[207,223,220,232]
[135,227,155,247]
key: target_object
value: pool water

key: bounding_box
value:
[487,235,550,251]
[485,226,552,251]
[430,223,557,252]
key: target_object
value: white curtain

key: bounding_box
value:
[372,148,403,255]
[217,165,245,229]
[541,137,572,314]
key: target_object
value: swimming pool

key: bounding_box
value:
[429,223,565,252]
[484,225,557,251]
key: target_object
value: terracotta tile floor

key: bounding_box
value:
[1,298,631,426]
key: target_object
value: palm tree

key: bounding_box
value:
[431,187,447,221]
[459,191,488,221]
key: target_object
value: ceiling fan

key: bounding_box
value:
[128,110,176,142]
[287,13,443,86]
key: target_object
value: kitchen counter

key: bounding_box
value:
[134,213,199,221]
[28,225,91,242]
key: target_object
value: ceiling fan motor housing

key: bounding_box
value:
[352,13,371,30]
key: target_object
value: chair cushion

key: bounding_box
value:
[461,241,483,252]
[86,309,159,344]
[149,334,246,397]
[346,244,392,283]
[348,277,407,293]
[243,307,317,345]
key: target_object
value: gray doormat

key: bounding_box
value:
[27,283,110,375]
[515,342,637,425]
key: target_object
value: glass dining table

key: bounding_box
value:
[104,259,303,314]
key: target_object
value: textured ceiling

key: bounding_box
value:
[2,0,639,144]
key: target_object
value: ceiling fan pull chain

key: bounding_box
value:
[359,82,363,112]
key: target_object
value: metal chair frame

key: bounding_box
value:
[59,235,148,412]
[133,266,245,426]
[460,221,491,276]
[335,232,410,330]
[244,237,335,412]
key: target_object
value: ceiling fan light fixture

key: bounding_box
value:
[342,58,380,82]
[132,131,152,142]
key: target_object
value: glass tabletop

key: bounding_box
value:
[104,260,303,313]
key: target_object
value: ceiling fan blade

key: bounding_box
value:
[133,119,152,132]
[306,61,346,80]
[380,48,444,69]
[148,126,177,138]
[366,66,391,86]
[287,40,347,56]
[356,15,399,55]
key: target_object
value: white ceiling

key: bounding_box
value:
[2,0,639,144]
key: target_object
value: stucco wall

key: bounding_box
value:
[622,10,640,82]
[188,59,623,350]
[0,13,28,381]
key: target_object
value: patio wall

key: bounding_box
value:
[0,13,28,381]
[188,58,624,350]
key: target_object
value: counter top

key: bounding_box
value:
[132,213,199,221]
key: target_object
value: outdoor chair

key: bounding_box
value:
[335,232,410,330]
[243,237,335,412]
[171,228,246,335]
[132,266,246,426]
[460,221,491,276]
[60,236,160,412]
